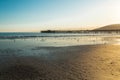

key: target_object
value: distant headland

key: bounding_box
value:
[41,24,120,33]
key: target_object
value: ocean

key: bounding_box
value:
[0,32,120,48]
[0,32,109,38]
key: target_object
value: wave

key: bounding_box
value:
[0,32,116,39]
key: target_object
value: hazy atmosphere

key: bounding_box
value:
[0,0,120,32]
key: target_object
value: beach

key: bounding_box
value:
[0,44,120,80]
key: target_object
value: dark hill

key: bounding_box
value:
[94,24,120,31]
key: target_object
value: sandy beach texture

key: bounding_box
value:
[0,44,120,80]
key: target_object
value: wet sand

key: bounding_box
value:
[0,44,120,80]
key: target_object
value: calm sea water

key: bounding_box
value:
[0,32,111,38]
[0,32,120,49]
[0,32,120,56]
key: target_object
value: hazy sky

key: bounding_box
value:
[0,0,120,32]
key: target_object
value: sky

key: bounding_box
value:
[0,0,120,32]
